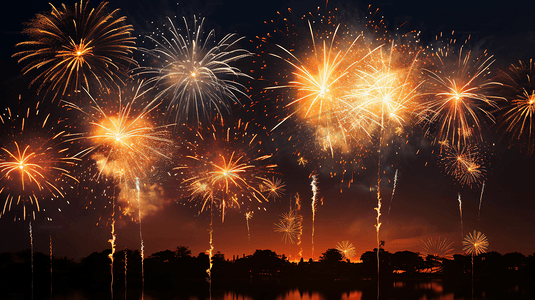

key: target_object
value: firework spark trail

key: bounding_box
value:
[295,194,303,259]
[207,210,214,300]
[478,181,485,230]
[30,222,33,300]
[124,250,127,300]
[458,193,463,240]
[245,211,253,242]
[386,169,398,224]
[49,234,52,300]
[136,178,144,300]
[310,174,319,258]
[108,193,116,300]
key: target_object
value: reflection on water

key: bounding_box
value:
[29,279,534,300]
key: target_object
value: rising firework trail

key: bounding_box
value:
[245,211,253,242]
[478,181,485,230]
[124,250,127,300]
[386,169,398,224]
[49,234,53,300]
[310,174,319,258]
[30,222,33,300]
[136,178,144,300]
[458,193,463,240]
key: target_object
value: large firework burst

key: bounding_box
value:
[14,0,137,102]
[136,16,252,126]
[175,120,277,221]
[499,59,535,154]
[0,99,78,220]
[422,42,503,145]
[64,84,173,183]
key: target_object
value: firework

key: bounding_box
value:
[267,20,372,155]
[463,230,489,256]
[0,101,78,221]
[440,142,486,187]
[458,193,463,240]
[175,120,277,221]
[64,84,173,183]
[499,59,535,154]
[420,237,454,259]
[274,208,303,245]
[260,177,286,200]
[422,42,503,145]
[336,241,356,260]
[14,0,136,101]
[343,43,423,139]
[478,181,485,229]
[136,16,252,126]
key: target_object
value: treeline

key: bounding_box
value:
[1,246,535,298]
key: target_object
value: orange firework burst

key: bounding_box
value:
[336,241,356,260]
[422,40,504,145]
[343,43,424,139]
[136,16,252,126]
[14,0,136,101]
[267,20,372,154]
[175,120,277,221]
[260,177,286,200]
[64,84,173,183]
[440,141,486,187]
[0,100,78,220]
[499,59,535,154]
[463,230,489,256]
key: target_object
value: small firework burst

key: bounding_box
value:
[336,241,356,260]
[463,230,489,256]
[14,0,136,101]
[136,16,252,126]
[274,208,303,245]
[440,142,486,187]
[260,177,286,200]
[0,99,78,220]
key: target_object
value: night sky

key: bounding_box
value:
[1,0,535,263]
